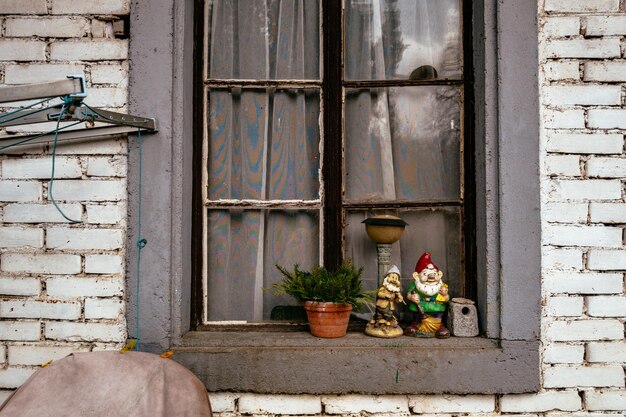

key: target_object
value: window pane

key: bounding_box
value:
[345,0,462,80]
[344,86,461,202]
[207,89,320,201]
[344,207,463,313]
[206,209,319,321]
[206,0,320,80]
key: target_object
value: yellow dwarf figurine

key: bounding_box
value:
[404,252,450,338]
[365,265,405,338]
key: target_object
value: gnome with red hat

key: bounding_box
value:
[404,252,450,338]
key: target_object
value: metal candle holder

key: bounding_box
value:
[362,215,408,287]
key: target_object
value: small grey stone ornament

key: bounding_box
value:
[447,297,479,337]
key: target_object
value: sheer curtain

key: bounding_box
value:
[344,0,464,304]
[205,0,320,321]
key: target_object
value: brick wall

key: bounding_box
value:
[1,0,625,414]
[0,0,129,401]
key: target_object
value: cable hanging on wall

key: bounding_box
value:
[0,74,158,350]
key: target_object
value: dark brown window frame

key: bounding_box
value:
[192,0,475,327]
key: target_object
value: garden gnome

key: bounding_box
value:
[404,252,450,338]
[365,265,405,338]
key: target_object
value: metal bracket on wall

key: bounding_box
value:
[0,74,158,152]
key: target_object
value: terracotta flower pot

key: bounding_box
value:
[303,301,352,338]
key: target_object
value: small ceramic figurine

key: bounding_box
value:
[404,252,450,338]
[365,265,405,338]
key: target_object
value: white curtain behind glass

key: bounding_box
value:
[205,0,320,321]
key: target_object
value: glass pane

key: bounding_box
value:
[206,209,319,321]
[206,0,320,80]
[207,89,320,200]
[344,86,461,202]
[344,207,463,321]
[345,0,462,80]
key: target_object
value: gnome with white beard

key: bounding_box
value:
[404,252,450,338]
[365,265,405,338]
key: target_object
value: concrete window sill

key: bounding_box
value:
[172,331,539,394]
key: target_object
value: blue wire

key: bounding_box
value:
[135,128,147,351]
[48,103,82,223]
[0,97,55,123]
[0,120,83,151]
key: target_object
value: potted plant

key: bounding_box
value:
[272,261,372,338]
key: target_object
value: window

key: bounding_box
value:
[128,0,540,394]
[195,0,474,325]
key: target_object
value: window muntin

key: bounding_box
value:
[200,0,469,324]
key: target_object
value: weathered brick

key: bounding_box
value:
[587,296,626,317]
[586,389,626,411]
[587,250,626,270]
[86,204,124,225]
[46,228,123,250]
[587,157,626,178]
[208,393,238,413]
[588,109,626,129]
[543,247,584,270]
[90,64,127,85]
[0,321,40,342]
[544,202,587,223]
[8,344,88,366]
[84,254,124,274]
[0,181,42,202]
[585,61,626,82]
[45,322,125,342]
[587,342,626,363]
[50,180,125,202]
[544,365,625,388]
[1,0,48,14]
[0,277,40,296]
[5,17,89,38]
[546,296,584,317]
[408,395,495,414]
[235,394,322,415]
[586,16,626,36]
[545,319,624,341]
[1,253,81,275]
[543,225,622,247]
[55,137,127,155]
[500,391,582,412]
[546,132,624,154]
[547,179,622,201]
[2,157,81,179]
[545,155,582,177]
[544,39,621,59]
[545,0,620,13]
[0,367,36,389]
[543,342,585,364]
[323,395,409,414]
[45,277,124,297]
[544,109,585,129]
[84,298,123,319]
[0,300,81,320]
[86,156,126,178]
[544,61,580,81]
[3,203,83,224]
[543,17,581,37]
[4,64,85,85]
[590,203,626,223]
[0,40,46,62]
[0,227,43,248]
[543,272,623,294]
[85,88,127,108]
[51,0,130,15]
[50,40,128,61]
[543,85,621,106]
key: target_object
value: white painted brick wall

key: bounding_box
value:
[0,227,43,248]
[0,0,623,414]
[586,342,626,363]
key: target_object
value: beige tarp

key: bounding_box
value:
[0,351,212,417]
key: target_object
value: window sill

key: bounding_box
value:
[172,331,539,394]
